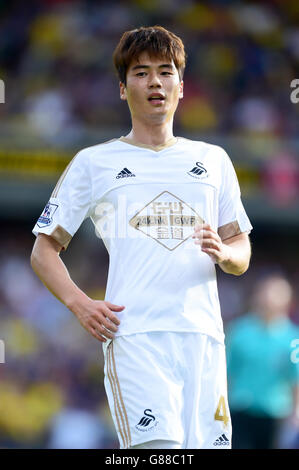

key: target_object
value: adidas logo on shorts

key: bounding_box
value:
[213,434,230,446]
[116,168,136,179]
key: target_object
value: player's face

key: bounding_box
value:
[120,52,183,124]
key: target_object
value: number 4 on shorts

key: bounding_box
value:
[214,395,229,427]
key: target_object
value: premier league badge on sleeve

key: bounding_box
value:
[37,201,58,228]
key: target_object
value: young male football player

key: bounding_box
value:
[31,26,252,449]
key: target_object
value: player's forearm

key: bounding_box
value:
[218,238,251,276]
[30,242,89,310]
[31,235,122,343]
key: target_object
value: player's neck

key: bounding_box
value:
[125,120,175,148]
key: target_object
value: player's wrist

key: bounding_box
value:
[65,289,91,313]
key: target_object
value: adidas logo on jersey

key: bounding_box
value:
[116,168,136,179]
[187,162,208,179]
[213,434,230,446]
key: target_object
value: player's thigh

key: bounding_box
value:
[201,338,232,449]
[183,334,232,449]
[103,332,185,449]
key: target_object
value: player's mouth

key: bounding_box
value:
[148,93,165,105]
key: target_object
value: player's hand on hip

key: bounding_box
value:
[192,223,230,264]
[70,297,124,343]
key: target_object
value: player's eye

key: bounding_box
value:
[161,71,172,75]
[136,72,146,77]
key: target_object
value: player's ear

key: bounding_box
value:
[119,82,127,101]
[179,80,184,99]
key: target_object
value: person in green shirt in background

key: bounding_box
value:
[226,273,299,449]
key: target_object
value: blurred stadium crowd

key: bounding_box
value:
[0,0,298,144]
[0,0,298,449]
[0,225,118,448]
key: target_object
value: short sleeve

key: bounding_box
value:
[218,150,253,241]
[32,149,92,250]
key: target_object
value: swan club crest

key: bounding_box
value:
[135,409,159,432]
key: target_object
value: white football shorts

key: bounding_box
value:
[103,331,232,449]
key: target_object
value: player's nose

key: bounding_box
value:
[148,73,162,88]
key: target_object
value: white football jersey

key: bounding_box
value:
[33,137,252,344]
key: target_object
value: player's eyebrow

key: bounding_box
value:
[131,64,175,71]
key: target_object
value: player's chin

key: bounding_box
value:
[147,110,169,122]
[147,106,167,115]
[150,103,173,117]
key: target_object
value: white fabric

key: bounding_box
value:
[130,439,182,449]
[32,137,252,345]
[103,331,232,449]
